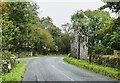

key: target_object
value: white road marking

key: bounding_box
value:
[51,65,75,81]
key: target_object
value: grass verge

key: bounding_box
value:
[64,56,120,80]
[0,62,26,82]
[21,54,66,59]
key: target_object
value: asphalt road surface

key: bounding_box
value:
[22,57,119,83]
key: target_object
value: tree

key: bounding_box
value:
[2,13,20,52]
[71,10,112,47]
[99,1,120,13]
[40,17,62,37]
[62,23,73,34]
[1,1,74,54]
[39,17,66,54]
[99,0,120,50]
[102,32,120,50]
[29,24,55,54]
[71,10,111,35]
[1,2,56,54]
[99,1,120,29]
[0,2,10,14]
[4,2,39,52]
[61,23,74,54]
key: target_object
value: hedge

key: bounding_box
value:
[64,56,119,80]
[91,55,120,69]
[0,62,26,82]
[2,51,16,74]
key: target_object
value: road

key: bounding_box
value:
[22,57,118,83]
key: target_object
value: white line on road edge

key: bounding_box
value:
[51,65,75,81]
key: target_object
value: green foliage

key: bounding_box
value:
[92,44,106,54]
[91,55,120,69]
[1,2,41,53]
[102,31,120,50]
[39,16,74,54]
[64,56,119,80]
[71,10,112,51]
[29,24,55,54]
[99,1,120,50]
[62,23,73,34]
[99,2,120,13]
[2,51,16,74]
[2,13,20,52]
[1,2,73,54]
[71,10,111,35]
[61,33,71,54]
[2,51,13,60]
[7,2,39,25]
[109,32,120,50]
[71,8,120,51]
[1,2,57,54]
[40,17,62,37]
[54,36,65,53]
[0,62,26,82]
[60,23,74,54]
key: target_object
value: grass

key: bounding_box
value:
[107,55,120,57]
[20,54,67,59]
[64,56,120,80]
[0,62,26,82]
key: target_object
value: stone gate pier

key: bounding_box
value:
[70,27,90,61]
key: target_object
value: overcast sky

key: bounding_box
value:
[32,0,115,29]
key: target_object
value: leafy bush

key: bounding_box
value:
[91,54,120,68]
[0,62,26,82]
[92,44,106,54]
[102,32,120,50]
[2,51,12,60]
[2,51,16,74]
[64,56,119,80]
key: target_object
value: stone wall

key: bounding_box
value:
[70,29,89,61]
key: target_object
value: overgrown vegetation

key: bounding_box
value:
[0,62,26,82]
[64,56,119,80]
[2,51,16,74]
[95,1,120,53]
[91,54,120,68]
